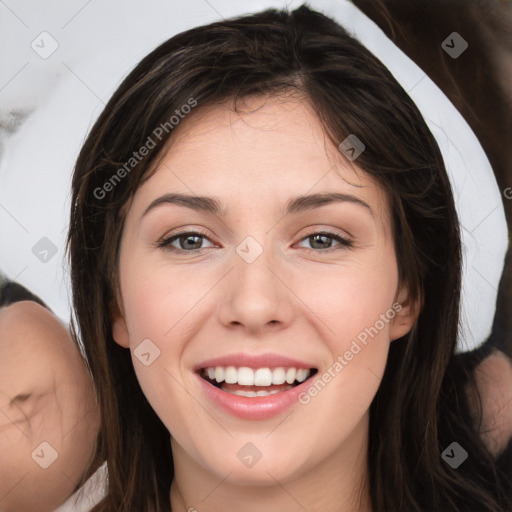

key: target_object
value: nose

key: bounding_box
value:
[217,243,295,335]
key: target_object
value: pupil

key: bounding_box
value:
[182,235,201,250]
[311,234,330,249]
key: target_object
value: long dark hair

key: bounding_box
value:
[66,4,512,510]
[0,274,49,309]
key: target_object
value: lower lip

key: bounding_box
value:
[195,372,313,420]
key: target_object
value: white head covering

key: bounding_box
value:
[314,0,508,353]
[0,0,507,353]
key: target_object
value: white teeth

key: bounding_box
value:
[285,368,297,384]
[237,367,255,385]
[214,367,224,383]
[237,390,257,397]
[254,368,273,386]
[201,366,312,386]
[224,366,238,384]
[272,367,286,385]
[296,369,309,383]
[226,387,293,397]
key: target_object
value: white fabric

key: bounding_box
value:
[0,1,507,355]
[312,0,509,351]
[52,462,107,512]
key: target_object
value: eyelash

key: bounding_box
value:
[156,229,353,254]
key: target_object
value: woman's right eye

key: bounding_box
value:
[157,230,215,254]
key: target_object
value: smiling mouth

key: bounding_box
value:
[198,366,319,397]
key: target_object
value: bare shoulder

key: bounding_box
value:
[471,349,512,458]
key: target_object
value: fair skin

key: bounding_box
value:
[469,349,512,458]
[0,301,100,512]
[111,94,419,512]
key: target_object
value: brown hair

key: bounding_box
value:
[0,275,49,309]
[67,4,512,510]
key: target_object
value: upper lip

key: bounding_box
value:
[193,352,317,372]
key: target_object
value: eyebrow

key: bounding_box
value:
[142,192,373,218]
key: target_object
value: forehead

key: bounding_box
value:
[166,94,349,175]
[132,95,390,224]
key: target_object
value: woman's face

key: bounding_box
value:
[112,95,417,488]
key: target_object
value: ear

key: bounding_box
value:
[389,286,421,342]
[110,298,130,348]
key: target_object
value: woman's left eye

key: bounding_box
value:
[157,230,353,254]
[296,231,353,252]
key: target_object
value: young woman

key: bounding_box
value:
[66,4,512,511]
[0,278,101,512]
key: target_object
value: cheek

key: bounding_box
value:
[300,252,399,344]
[120,257,198,342]
[118,260,206,403]
[299,250,398,399]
